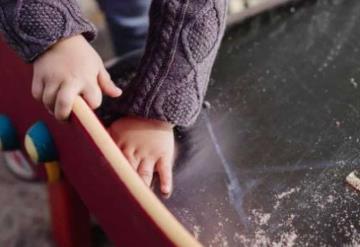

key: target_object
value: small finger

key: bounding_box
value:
[42,82,61,112]
[138,159,155,187]
[98,67,122,98]
[156,158,173,196]
[54,83,79,120]
[82,84,102,109]
[31,76,44,101]
[122,147,140,170]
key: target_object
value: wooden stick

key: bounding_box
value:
[48,178,91,247]
[346,171,360,192]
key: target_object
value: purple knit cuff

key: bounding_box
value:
[0,0,97,62]
[117,0,228,127]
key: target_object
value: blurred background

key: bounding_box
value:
[0,0,290,246]
[80,0,288,60]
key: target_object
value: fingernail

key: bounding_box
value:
[115,87,122,96]
[162,184,171,195]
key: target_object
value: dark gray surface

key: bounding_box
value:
[0,155,53,247]
[106,0,360,246]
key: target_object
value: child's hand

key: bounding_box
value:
[32,35,122,120]
[108,117,175,197]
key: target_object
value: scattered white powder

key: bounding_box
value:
[251,209,271,226]
[234,228,298,247]
[233,208,298,247]
[326,195,335,204]
[193,225,201,240]
[350,78,358,89]
[276,187,299,200]
[209,231,229,247]
[274,187,300,209]
[272,231,298,247]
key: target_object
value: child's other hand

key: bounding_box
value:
[32,35,122,120]
[108,117,175,197]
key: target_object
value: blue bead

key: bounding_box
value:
[0,115,19,151]
[26,121,58,163]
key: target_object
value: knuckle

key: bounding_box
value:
[55,110,67,120]
[57,96,69,108]
[122,148,133,158]
[31,90,41,100]
[138,168,152,178]
[160,169,171,181]
[65,74,78,82]
[65,76,82,87]
[42,92,50,103]
[133,150,141,158]
[118,143,127,150]
[86,85,101,97]
[121,145,132,153]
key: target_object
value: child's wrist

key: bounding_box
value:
[141,117,175,130]
[120,116,175,130]
[53,35,87,49]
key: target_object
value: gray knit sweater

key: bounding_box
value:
[0,0,228,127]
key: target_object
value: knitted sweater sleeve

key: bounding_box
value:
[119,0,228,127]
[0,0,96,62]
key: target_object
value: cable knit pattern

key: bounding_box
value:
[0,0,227,127]
[187,6,219,63]
[117,0,228,127]
[0,0,96,62]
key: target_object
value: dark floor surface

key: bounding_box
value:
[160,0,360,246]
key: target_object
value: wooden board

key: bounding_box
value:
[0,39,201,247]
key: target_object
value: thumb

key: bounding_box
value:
[98,67,122,97]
